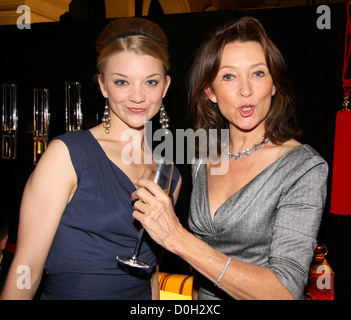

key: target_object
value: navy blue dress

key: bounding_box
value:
[41,130,180,300]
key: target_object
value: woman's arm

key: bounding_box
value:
[152,214,294,300]
[133,156,327,300]
[132,177,309,300]
[0,139,77,299]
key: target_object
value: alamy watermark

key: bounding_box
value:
[316,5,331,30]
[315,265,333,290]
[16,265,31,289]
[15,4,331,31]
[14,263,333,291]
[123,121,230,175]
[16,5,31,29]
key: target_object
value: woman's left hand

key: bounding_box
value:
[132,178,182,252]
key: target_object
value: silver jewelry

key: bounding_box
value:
[227,137,270,160]
[102,99,111,134]
[215,257,231,288]
[159,103,170,129]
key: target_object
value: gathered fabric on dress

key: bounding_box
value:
[189,145,328,300]
[42,130,180,300]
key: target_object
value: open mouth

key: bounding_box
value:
[238,105,255,117]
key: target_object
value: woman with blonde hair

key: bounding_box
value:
[1,17,181,300]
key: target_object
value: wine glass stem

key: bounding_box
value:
[132,227,145,258]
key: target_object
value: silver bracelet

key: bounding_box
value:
[215,257,231,288]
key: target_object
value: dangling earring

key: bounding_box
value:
[159,103,170,129]
[102,98,111,134]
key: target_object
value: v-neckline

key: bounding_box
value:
[86,130,137,191]
[205,144,306,220]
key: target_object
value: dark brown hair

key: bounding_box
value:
[189,16,301,155]
[96,17,170,78]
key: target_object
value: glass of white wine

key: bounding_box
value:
[116,158,174,269]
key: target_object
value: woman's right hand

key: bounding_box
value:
[132,178,183,252]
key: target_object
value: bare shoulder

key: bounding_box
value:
[16,138,78,272]
[270,139,302,158]
[282,139,302,149]
[29,138,76,189]
[35,139,72,170]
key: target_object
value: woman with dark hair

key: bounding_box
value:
[132,16,328,300]
[190,16,299,153]
[1,17,181,300]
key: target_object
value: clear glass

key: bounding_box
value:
[65,81,82,131]
[1,83,18,159]
[33,88,49,164]
[116,158,174,269]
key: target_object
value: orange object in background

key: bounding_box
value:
[305,245,334,300]
[158,272,193,299]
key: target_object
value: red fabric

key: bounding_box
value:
[5,242,16,253]
[330,2,351,215]
[330,110,351,215]
[343,2,351,95]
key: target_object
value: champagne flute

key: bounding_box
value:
[116,158,174,269]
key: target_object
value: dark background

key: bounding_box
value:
[1,3,350,299]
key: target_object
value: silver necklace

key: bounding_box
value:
[227,137,270,160]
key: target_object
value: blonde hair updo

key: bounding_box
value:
[96,17,170,78]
